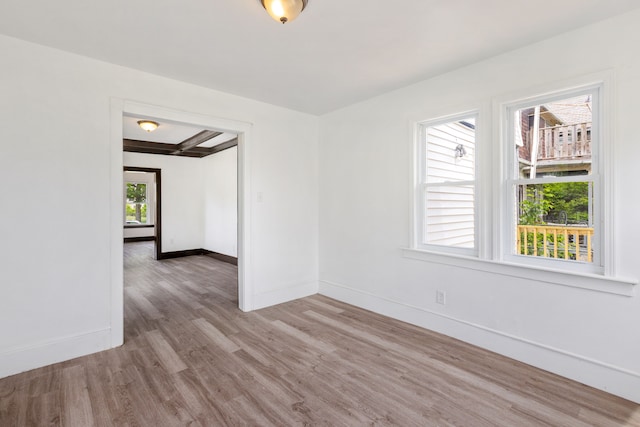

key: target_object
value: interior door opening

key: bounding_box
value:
[111,100,252,347]
[123,167,162,260]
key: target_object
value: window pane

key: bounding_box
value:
[126,183,148,224]
[424,185,474,248]
[426,118,475,183]
[514,94,592,179]
[515,182,593,262]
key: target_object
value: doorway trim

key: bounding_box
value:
[109,99,254,347]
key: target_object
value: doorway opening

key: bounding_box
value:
[110,100,253,348]
[123,167,162,260]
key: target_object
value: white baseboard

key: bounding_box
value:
[319,280,640,404]
[0,328,112,379]
[253,281,319,310]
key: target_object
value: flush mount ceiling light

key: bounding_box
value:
[137,120,159,132]
[261,0,308,24]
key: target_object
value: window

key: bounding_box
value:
[504,86,602,274]
[415,114,477,255]
[125,182,149,225]
[409,78,618,286]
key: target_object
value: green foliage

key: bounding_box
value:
[126,183,147,222]
[543,182,589,224]
[519,186,552,225]
[519,182,589,225]
[126,203,147,223]
[126,183,147,204]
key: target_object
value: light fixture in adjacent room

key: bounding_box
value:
[261,0,308,24]
[137,120,159,132]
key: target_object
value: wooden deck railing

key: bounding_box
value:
[516,225,593,262]
[529,122,591,161]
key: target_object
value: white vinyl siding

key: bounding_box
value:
[417,115,477,254]
[425,185,474,246]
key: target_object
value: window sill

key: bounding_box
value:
[402,248,636,296]
[124,224,155,229]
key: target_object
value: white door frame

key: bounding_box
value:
[109,99,254,347]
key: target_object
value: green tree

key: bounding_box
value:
[126,183,147,222]
[519,182,589,225]
[543,182,589,224]
[519,186,552,225]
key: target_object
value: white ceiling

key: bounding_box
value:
[1,0,639,115]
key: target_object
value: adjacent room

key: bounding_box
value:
[1,1,640,425]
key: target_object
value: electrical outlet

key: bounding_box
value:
[436,290,446,305]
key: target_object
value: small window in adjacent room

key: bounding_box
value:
[416,114,477,255]
[505,87,602,273]
[125,182,149,225]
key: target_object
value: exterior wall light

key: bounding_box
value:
[455,144,467,159]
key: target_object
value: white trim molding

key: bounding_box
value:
[320,279,640,404]
[0,328,111,379]
[402,248,635,296]
[252,281,319,311]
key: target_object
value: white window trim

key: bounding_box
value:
[414,111,479,257]
[501,84,603,275]
[402,247,635,296]
[407,71,636,294]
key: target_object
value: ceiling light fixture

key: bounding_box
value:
[137,120,159,132]
[261,0,308,24]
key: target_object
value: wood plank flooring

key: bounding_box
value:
[1,241,639,426]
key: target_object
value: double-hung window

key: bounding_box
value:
[415,113,478,256]
[504,85,603,274]
[412,80,611,281]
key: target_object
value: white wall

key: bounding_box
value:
[319,10,640,403]
[203,146,238,257]
[124,153,205,252]
[124,149,239,255]
[123,226,155,239]
[0,34,319,378]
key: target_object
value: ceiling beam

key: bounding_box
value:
[123,135,236,158]
[123,139,201,157]
[171,130,223,155]
[124,139,177,153]
[205,138,238,155]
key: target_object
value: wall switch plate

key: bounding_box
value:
[436,290,446,305]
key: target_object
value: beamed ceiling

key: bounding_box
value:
[122,116,237,158]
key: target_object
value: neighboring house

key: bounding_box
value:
[424,120,476,249]
[517,95,592,178]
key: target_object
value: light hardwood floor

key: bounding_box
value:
[1,241,639,426]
